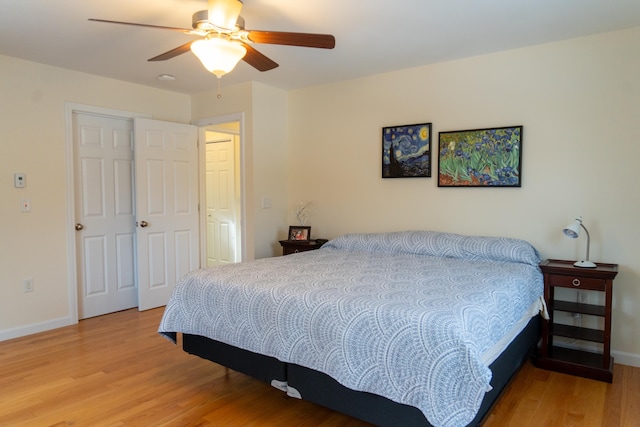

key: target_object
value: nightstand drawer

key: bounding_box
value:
[282,245,316,255]
[548,274,606,291]
[279,240,325,256]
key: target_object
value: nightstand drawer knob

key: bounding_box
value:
[572,278,581,287]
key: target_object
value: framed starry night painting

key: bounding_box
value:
[382,122,432,178]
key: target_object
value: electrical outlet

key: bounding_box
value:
[23,278,34,293]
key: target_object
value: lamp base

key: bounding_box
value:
[574,260,597,268]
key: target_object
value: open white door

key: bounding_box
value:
[134,118,199,311]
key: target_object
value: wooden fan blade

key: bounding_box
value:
[88,18,195,34]
[242,44,279,72]
[247,30,335,49]
[148,42,194,62]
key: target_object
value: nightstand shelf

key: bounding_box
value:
[535,259,618,382]
[546,346,612,372]
[552,300,605,317]
[552,324,604,343]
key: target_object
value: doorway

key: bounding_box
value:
[195,115,245,266]
[205,128,241,266]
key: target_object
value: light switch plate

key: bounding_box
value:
[14,173,26,188]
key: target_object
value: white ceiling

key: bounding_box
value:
[1,0,639,94]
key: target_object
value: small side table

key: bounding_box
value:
[279,240,325,256]
[536,259,618,382]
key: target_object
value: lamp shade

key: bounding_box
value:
[562,219,581,238]
[562,216,596,268]
[191,37,247,78]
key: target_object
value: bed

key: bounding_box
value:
[159,230,546,427]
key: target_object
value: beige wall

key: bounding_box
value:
[287,28,640,365]
[0,55,191,338]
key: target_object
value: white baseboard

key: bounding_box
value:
[0,316,76,342]
[612,350,640,368]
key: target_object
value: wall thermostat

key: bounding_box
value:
[14,173,26,188]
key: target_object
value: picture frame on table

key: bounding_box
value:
[437,125,522,187]
[289,226,311,241]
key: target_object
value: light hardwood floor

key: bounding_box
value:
[0,308,638,426]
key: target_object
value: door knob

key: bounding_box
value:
[75,223,84,231]
[139,220,149,228]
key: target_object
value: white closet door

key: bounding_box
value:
[74,112,137,318]
[134,118,199,311]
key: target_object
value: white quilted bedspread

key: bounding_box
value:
[159,231,543,427]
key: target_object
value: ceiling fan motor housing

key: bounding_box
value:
[192,10,245,32]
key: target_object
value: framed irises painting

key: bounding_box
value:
[438,126,522,187]
[382,123,432,178]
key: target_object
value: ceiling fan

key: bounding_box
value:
[89,0,335,82]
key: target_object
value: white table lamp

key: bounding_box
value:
[563,216,597,268]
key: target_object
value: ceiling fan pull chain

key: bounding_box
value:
[217,78,222,99]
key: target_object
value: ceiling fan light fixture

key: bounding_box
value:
[208,0,243,31]
[191,36,247,78]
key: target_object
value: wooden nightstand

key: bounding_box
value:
[536,259,618,382]
[279,240,325,256]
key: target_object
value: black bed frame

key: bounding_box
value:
[182,315,541,427]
